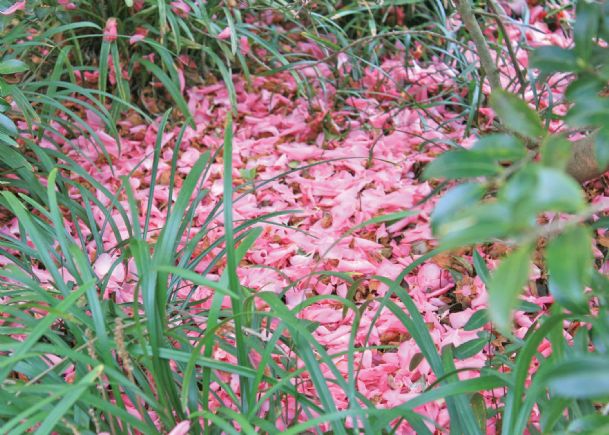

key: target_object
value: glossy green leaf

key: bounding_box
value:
[431,182,486,234]
[0,112,17,136]
[473,250,490,285]
[530,46,578,76]
[574,0,600,61]
[490,90,544,139]
[565,96,609,127]
[409,353,424,371]
[516,300,542,313]
[0,96,9,112]
[545,225,591,313]
[547,356,609,399]
[423,150,502,180]
[454,332,490,359]
[565,75,604,101]
[567,414,609,433]
[533,167,585,212]
[0,59,29,75]
[437,202,513,248]
[463,309,489,331]
[595,127,609,170]
[500,166,586,215]
[471,134,526,161]
[540,134,572,170]
[487,244,533,335]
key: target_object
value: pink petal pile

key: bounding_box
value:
[2,4,585,433]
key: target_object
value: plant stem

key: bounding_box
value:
[456,0,502,91]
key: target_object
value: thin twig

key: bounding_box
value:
[455,0,502,91]
[486,0,528,94]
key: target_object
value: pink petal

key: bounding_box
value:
[239,36,250,55]
[0,1,25,15]
[168,421,190,435]
[417,263,442,291]
[93,253,113,277]
[217,27,232,40]
[103,17,118,42]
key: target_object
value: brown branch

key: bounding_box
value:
[456,0,502,91]
[457,0,607,183]
[486,0,528,94]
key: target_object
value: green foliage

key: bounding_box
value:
[425,0,609,431]
[487,244,533,335]
[490,91,544,139]
[4,0,609,432]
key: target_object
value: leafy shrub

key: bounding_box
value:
[424,1,609,431]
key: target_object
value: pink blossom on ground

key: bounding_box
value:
[57,0,76,10]
[129,26,149,44]
[0,0,24,15]
[240,36,250,55]
[217,27,232,40]
[170,0,191,17]
[168,421,190,435]
[0,7,582,432]
[103,18,118,42]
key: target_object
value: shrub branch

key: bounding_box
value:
[457,0,606,183]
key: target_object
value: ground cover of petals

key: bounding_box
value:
[1,5,588,434]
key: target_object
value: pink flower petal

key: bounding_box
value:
[0,1,25,15]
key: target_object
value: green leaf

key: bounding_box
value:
[545,225,591,313]
[500,166,586,215]
[471,134,526,161]
[423,150,502,180]
[547,356,609,399]
[540,134,572,170]
[565,75,604,101]
[502,314,568,435]
[530,46,578,76]
[431,182,486,234]
[408,353,424,371]
[567,414,609,433]
[591,269,609,298]
[595,127,609,170]
[463,309,489,331]
[515,300,541,313]
[565,96,609,127]
[574,0,600,61]
[35,366,104,435]
[470,393,487,433]
[140,59,195,128]
[487,244,533,335]
[0,96,9,112]
[0,112,17,136]
[0,59,29,75]
[473,250,490,285]
[436,202,513,247]
[532,167,585,212]
[454,332,490,359]
[490,90,544,139]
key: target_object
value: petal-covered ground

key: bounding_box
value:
[2,5,583,433]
